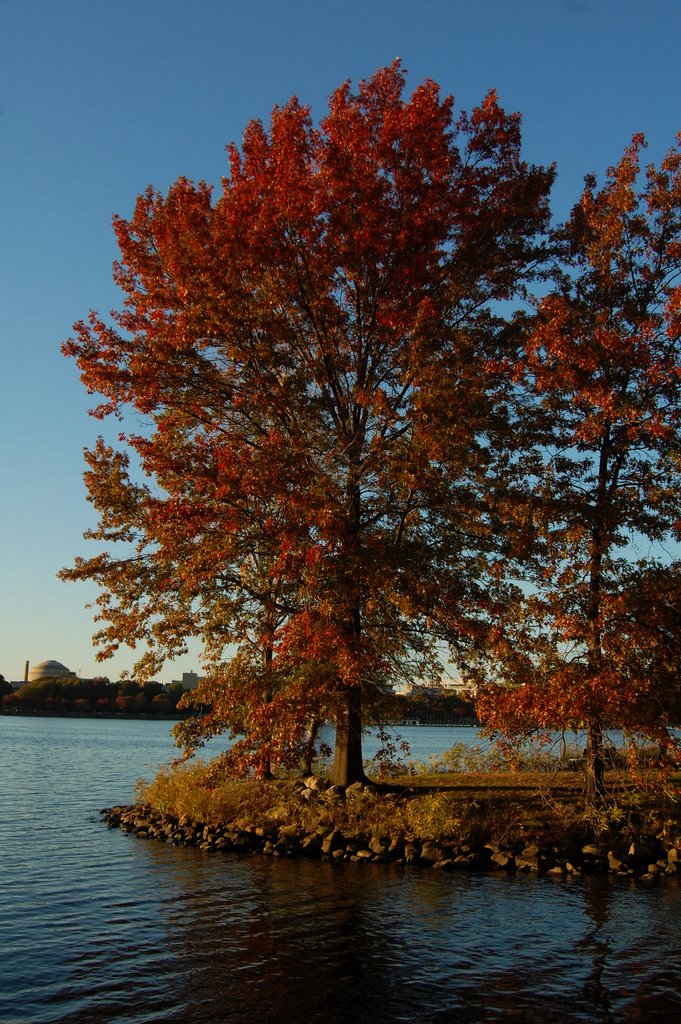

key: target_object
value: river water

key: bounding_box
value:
[1,716,680,1023]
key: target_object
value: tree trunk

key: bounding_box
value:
[584,717,606,810]
[331,454,367,788]
[261,635,274,780]
[303,719,321,776]
[583,428,611,811]
[332,684,367,787]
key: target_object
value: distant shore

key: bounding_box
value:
[0,708,187,721]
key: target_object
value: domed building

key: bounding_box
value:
[27,660,73,683]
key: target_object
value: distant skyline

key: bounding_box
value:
[2,0,680,682]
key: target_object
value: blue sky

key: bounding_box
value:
[1,0,680,682]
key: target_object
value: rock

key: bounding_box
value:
[300,834,322,855]
[581,844,603,857]
[608,851,625,872]
[516,853,541,872]
[451,855,473,869]
[420,842,445,864]
[629,841,661,866]
[321,829,345,855]
[388,837,405,857]
[345,782,366,798]
[304,776,325,792]
[369,836,387,856]
[322,785,345,801]
[404,842,420,863]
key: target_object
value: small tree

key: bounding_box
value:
[477,135,681,808]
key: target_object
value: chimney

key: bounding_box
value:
[24,661,29,683]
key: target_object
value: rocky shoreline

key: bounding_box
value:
[102,778,681,883]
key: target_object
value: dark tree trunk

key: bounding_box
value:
[261,634,274,780]
[332,684,367,787]
[330,454,368,788]
[584,718,606,810]
[583,428,612,811]
[303,719,321,776]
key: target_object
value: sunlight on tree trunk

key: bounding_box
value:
[332,686,367,787]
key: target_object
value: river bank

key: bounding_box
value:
[106,771,681,883]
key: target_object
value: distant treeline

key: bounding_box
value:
[0,675,188,716]
[0,675,477,725]
[390,689,478,725]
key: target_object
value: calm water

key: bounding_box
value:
[1,717,680,1023]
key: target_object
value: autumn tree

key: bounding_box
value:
[476,135,681,807]
[61,62,552,785]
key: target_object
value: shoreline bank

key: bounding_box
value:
[103,775,681,884]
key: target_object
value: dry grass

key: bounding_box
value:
[135,762,681,847]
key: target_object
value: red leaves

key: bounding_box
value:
[63,62,561,779]
[477,137,681,794]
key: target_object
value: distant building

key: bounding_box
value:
[26,660,73,683]
[403,678,477,698]
[171,671,202,691]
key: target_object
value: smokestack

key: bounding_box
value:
[24,661,29,683]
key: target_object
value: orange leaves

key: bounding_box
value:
[480,136,681,781]
[63,62,564,777]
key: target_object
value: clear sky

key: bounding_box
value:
[1,0,680,683]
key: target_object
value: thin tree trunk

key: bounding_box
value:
[303,719,321,777]
[584,717,606,810]
[583,426,611,811]
[261,621,274,780]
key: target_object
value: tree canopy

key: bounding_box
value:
[62,63,680,799]
[475,134,681,803]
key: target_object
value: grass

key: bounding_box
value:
[135,759,681,849]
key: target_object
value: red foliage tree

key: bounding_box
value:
[476,135,681,807]
[61,63,552,785]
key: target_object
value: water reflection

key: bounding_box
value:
[50,835,681,1024]
[3,717,681,1023]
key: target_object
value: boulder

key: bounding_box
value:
[420,842,446,864]
[321,829,345,855]
[304,776,326,792]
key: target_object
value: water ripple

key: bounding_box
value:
[2,718,681,1023]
